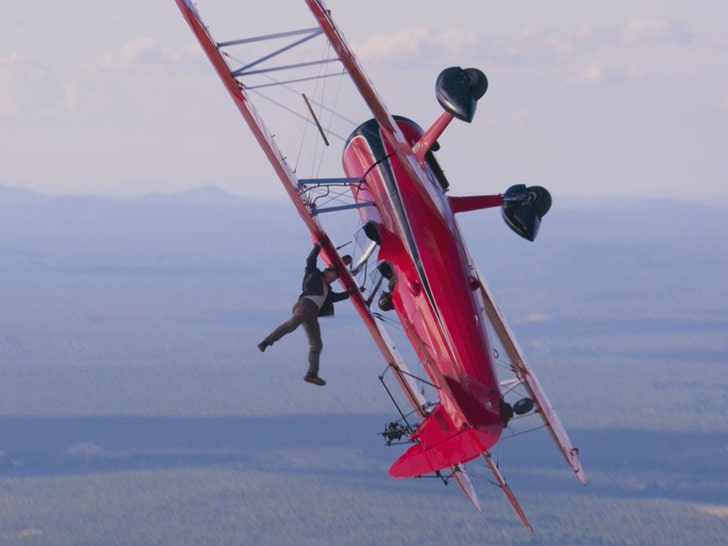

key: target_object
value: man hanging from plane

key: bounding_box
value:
[258,242,351,386]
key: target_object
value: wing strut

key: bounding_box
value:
[305,0,410,148]
[230,28,324,76]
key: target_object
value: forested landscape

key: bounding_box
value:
[0,185,726,545]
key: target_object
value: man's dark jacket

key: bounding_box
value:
[299,245,349,316]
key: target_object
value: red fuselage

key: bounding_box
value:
[343,118,503,463]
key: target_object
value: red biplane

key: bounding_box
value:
[175,0,585,530]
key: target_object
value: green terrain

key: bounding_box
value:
[0,187,725,544]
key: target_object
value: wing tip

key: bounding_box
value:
[576,468,588,486]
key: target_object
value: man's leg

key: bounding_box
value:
[301,315,322,377]
[261,301,307,347]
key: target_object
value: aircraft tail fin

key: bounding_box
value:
[389,406,498,479]
[451,465,482,512]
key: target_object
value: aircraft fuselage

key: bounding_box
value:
[343,118,504,472]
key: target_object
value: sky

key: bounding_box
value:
[1,1,726,202]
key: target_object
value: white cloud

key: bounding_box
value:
[0,41,191,120]
[0,88,13,116]
[568,59,605,84]
[512,109,533,126]
[618,16,691,45]
[96,38,186,71]
[506,27,575,63]
[356,26,478,65]
[516,313,552,325]
[57,39,204,116]
[566,57,644,85]
[357,26,428,59]
[624,65,644,79]
[570,16,695,49]
[721,95,728,109]
[66,442,106,456]
[0,54,69,116]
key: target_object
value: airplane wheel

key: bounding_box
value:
[513,397,534,415]
[378,292,394,311]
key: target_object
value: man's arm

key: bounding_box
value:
[305,244,321,272]
[330,288,352,303]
